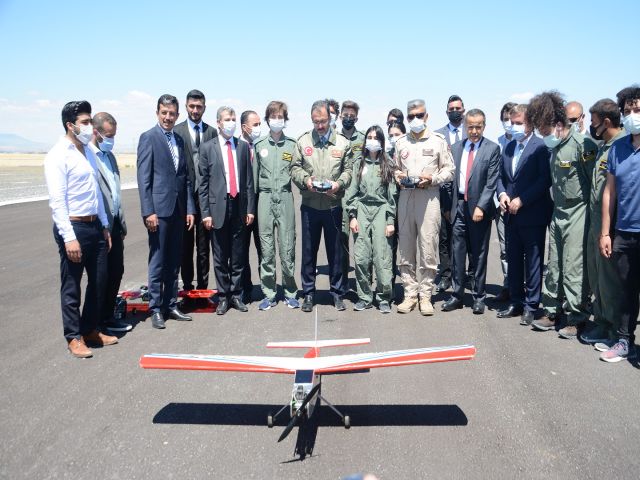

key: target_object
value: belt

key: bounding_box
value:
[69,215,98,222]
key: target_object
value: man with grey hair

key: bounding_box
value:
[290,99,354,312]
[394,99,454,315]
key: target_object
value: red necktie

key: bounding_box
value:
[464,142,475,202]
[226,140,238,198]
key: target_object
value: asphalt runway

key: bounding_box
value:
[1,189,639,480]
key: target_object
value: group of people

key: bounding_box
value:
[44,86,640,364]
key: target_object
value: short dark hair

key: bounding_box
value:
[341,100,359,114]
[312,100,330,117]
[526,91,567,129]
[500,102,517,120]
[387,121,406,134]
[466,108,486,124]
[157,94,179,112]
[447,95,464,108]
[92,112,117,131]
[186,89,205,102]
[616,85,640,113]
[61,100,91,131]
[387,108,404,124]
[264,101,289,123]
[589,99,621,128]
[326,98,339,116]
[240,110,258,126]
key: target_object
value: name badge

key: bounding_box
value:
[282,152,292,161]
[331,149,343,158]
[422,149,434,156]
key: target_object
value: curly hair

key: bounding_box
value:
[616,85,640,113]
[526,91,567,130]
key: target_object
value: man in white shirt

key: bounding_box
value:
[44,100,117,358]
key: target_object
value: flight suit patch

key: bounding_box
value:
[582,150,596,161]
[422,149,434,156]
[331,149,343,158]
[304,146,313,156]
[559,157,572,168]
[401,149,409,160]
[282,152,292,161]
[352,143,363,152]
[598,158,608,171]
[260,148,269,158]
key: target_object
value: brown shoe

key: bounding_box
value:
[531,315,556,332]
[83,330,118,347]
[68,338,93,358]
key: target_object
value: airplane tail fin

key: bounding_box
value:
[267,338,371,359]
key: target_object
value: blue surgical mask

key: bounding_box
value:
[510,124,527,142]
[98,133,115,152]
[542,132,562,149]
[623,113,640,135]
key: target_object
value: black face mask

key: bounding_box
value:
[447,110,463,124]
[590,123,604,141]
[342,118,356,130]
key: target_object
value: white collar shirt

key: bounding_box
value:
[218,135,239,194]
[448,122,464,145]
[187,118,204,146]
[458,138,482,195]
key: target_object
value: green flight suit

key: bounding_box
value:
[345,156,397,304]
[586,130,627,335]
[541,130,598,325]
[254,134,298,300]
[341,129,365,287]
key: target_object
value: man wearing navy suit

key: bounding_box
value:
[137,94,195,329]
[199,106,256,315]
[442,109,500,314]
[495,104,552,325]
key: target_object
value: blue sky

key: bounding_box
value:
[0,0,637,151]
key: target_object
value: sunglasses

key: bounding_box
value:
[407,112,426,121]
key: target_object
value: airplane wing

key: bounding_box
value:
[140,345,475,374]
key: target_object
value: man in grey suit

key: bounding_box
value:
[174,89,216,292]
[441,109,500,314]
[137,94,195,329]
[434,95,467,293]
[199,106,256,315]
[90,112,130,333]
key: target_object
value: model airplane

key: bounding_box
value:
[140,310,476,442]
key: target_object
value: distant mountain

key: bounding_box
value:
[0,133,48,153]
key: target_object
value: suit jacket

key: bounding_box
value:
[173,120,217,201]
[96,150,127,235]
[137,124,195,218]
[435,123,466,214]
[496,135,553,227]
[198,136,256,230]
[448,137,500,222]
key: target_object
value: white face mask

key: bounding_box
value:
[74,123,93,145]
[221,120,236,137]
[269,118,285,133]
[409,118,426,133]
[249,125,261,141]
[389,136,398,146]
[501,120,512,133]
[365,139,382,152]
[623,112,640,135]
[510,124,527,142]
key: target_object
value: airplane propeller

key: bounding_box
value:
[277,382,321,442]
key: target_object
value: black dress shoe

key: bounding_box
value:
[496,304,524,318]
[472,300,485,315]
[301,294,314,313]
[435,278,452,293]
[442,297,463,312]
[216,298,229,315]
[494,288,510,302]
[520,310,534,325]
[151,312,165,329]
[166,308,192,321]
[230,296,249,312]
[334,296,346,311]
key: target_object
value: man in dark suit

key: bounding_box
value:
[495,104,552,325]
[137,94,195,329]
[442,109,500,314]
[174,89,216,292]
[199,106,256,315]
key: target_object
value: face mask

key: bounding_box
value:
[222,120,236,137]
[502,120,512,133]
[365,139,381,152]
[73,123,93,145]
[342,118,356,130]
[330,114,337,128]
[409,118,426,133]
[269,118,285,133]
[98,133,115,152]
[447,110,463,124]
[511,124,527,142]
[389,136,398,147]
[249,126,261,141]
[623,113,640,135]
[571,122,582,134]
[589,123,604,141]
[542,133,563,149]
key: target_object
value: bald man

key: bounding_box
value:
[566,101,588,136]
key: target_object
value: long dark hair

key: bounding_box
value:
[358,125,393,186]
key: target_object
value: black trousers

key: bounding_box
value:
[613,230,640,343]
[54,220,106,340]
[212,196,246,298]
[506,223,546,312]
[181,207,210,290]
[300,204,344,298]
[438,213,452,281]
[451,199,491,301]
[147,206,184,313]
[101,218,125,322]
[242,198,261,293]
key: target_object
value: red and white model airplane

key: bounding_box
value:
[140,311,476,442]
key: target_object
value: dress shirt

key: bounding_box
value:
[218,135,239,194]
[458,139,482,196]
[187,118,204,146]
[512,133,532,175]
[447,123,464,145]
[44,136,108,242]
[239,136,255,163]
[159,124,179,165]
[320,128,332,145]
[90,143,121,219]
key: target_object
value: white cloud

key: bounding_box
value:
[509,92,534,101]
[127,90,153,102]
[35,99,53,108]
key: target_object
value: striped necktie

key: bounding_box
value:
[165,132,178,171]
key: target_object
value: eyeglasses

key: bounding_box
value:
[407,112,426,121]
[568,117,579,123]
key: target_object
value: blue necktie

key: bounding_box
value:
[165,132,178,171]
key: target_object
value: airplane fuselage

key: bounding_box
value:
[291,370,319,417]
